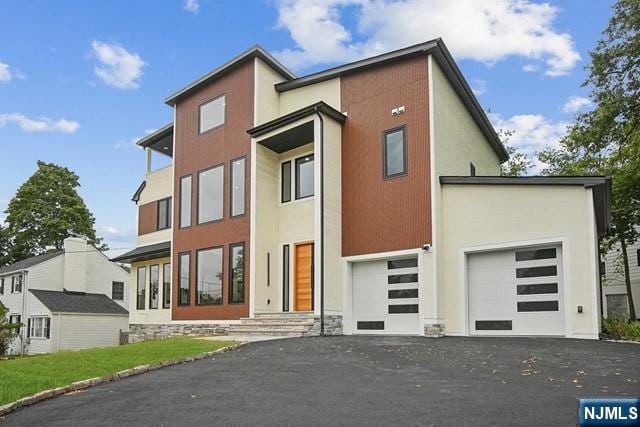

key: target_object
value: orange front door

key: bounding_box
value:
[295,243,313,311]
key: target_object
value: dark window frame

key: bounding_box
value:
[281,161,292,203]
[179,174,192,229]
[163,263,171,309]
[282,244,290,312]
[111,281,125,301]
[516,265,558,279]
[0,277,4,295]
[470,162,476,177]
[196,246,224,306]
[295,154,315,200]
[149,264,160,309]
[136,267,146,310]
[198,93,226,135]
[196,163,225,225]
[357,321,385,330]
[515,247,556,262]
[516,283,558,295]
[517,300,559,312]
[475,320,512,331]
[637,248,640,267]
[388,289,419,299]
[230,156,247,218]
[156,197,172,231]
[228,242,245,304]
[178,252,191,306]
[382,125,408,179]
[388,304,419,314]
[387,258,418,270]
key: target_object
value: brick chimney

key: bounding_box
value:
[63,237,88,293]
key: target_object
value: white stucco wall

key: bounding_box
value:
[279,78,341,116]
[440,184,600,339]
[255,58,286,126]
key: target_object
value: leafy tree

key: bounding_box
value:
[538,0,640,320]
[0,304,22,355]
[497,129,533,176]
[2,161,107,266]
[0,225,10,267]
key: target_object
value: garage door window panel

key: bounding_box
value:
[388,304,419,314]
[388,273,418,284]
[516,265,557,278]
[515,248,556,262]
[388,289,419,299]
[475,320,512,331]
[517,301,559,312]
[357,321,385,330]
[516,283,558,295]
[387,258,417,269]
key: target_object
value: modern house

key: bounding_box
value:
[114,38,611,340]
[601,228,640,319]
[0,237,129,354]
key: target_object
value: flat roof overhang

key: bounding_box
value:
[111,241,171,264]
[247,101,346,154]
[137,123,174,157]
[440,176,612,237]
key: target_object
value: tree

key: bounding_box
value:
[2,161,107,266]
[498,129,533,176]
[0,304,22,355]
[538,0,640,320]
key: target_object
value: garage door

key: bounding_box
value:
[468,245,564,336]
[352,257,420,335]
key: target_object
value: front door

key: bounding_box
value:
[295,242,313,311]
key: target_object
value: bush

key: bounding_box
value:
[603,315,640,341]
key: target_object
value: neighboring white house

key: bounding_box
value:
[602,228,640,319]
[0,237,130,354]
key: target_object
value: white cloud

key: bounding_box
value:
[114,128,157,150]
[522,64,539,72]
[0,62,12,82]
[0,113,80,133]
[273,0,580,76]
[562,95,592,113]
[184,0,199,13]
[91,41,146,89]
[470,78,487,96]
[489,112,570,172]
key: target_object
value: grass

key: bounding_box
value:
[603,315,640,341]
[0,337,235,406]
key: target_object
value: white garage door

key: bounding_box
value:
[468,245,564,336]
[352,257,420,335]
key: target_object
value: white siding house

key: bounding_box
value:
[602,228,640,319]
[0,237,130,354]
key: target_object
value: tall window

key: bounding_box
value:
[231,158,246,217]
[295,155,314,199]
[281,161,292,203]
[383,126,407,178]
[157,197,172,230]
[470,162,476,177]
[149,265,159,309]
[136,267,146,310]
[282,244,290,312]
[198,165,224,224]
[180,175,192,228]
[199,95,225,134]
[0,278,4,295]
[197,247,223,305]
[178,252,191,305]
[112,281,124,301]
[229,243,245,303]
[163,263,171,309]
[12,275,22,293]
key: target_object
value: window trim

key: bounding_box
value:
[230,156,247,218]
[637,248,640,267]
[149,264,160,310]
[29,316,50,339]
[156,197,172,231]
[281,161,292,203]
[228,242,245,304]
[196,246,224,306]
[282,244,290,312]
[295,154,315,200]
[136,267,146,310]
[111,281,125,301]
[470,162,476,177]
[198,93,226,135]
[196,163,225,225]
[382,125,408,180]
[178,251,191,306]
[163,263,171,309]
[179,174,193,229]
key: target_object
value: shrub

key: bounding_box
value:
[603,315,640,341]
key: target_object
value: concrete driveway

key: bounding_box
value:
[4,336,639,426]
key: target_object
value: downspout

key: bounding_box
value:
[315,108,325,336]
[20,270,28,355]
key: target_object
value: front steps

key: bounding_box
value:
[227,312,317,337]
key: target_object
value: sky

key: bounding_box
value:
[0,0,615,255]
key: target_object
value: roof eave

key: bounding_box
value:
[247,101,346,138]
[136,123,174,148]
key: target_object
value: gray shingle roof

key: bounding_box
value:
[0,250,64,275]
[110,241,171,264]
[30,289,129,315]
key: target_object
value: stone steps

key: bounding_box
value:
[228,312,318,337]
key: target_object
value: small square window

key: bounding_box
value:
[112,281,124,300]
[199,95,225,134]
[383,127,407,179]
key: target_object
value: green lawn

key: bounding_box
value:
[0,338,235,405]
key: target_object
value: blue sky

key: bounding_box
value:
[0,0,615,254]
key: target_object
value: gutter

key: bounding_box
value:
[315,108,325,336]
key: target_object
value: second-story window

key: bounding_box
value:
[199,95,225,134]
[12,275,22,293]
[295,155,314,199]
[231,158,246,217]
[180,175,192,228]
[198,165,224,224]
[383,126,407,179]
[157,197,172,230]
[0,277,4,295]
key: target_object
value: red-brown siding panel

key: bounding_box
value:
[341,56,431,256]
[172,60,253,320]
[138,202,157,236]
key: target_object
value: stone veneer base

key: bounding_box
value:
[128,323,231,343]
[424,323,445,337]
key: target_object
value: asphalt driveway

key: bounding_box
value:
[3,336,639,426]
